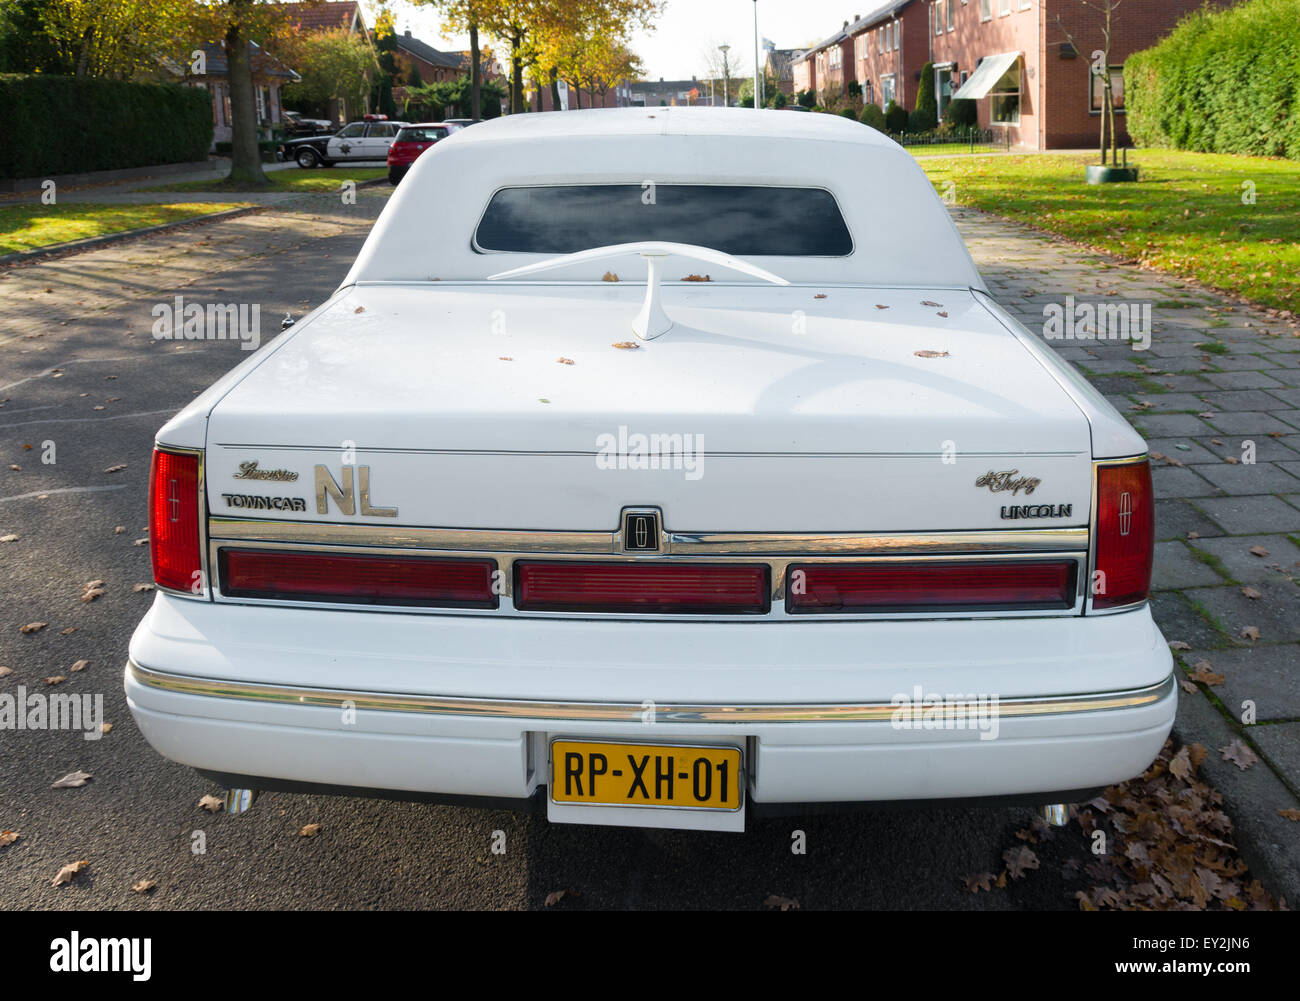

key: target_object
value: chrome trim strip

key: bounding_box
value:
[207,518,1088,557]
[128,661,1175,724]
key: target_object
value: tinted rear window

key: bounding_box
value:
[397,127,448,142]
[474,184,852,256]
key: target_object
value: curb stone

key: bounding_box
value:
[1172,685,1300,906]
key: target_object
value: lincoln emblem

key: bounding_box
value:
[1119,491,1133,536]
[622,511,659,552]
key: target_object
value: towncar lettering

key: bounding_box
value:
[221,494,307,512]
[128,108,1170,836]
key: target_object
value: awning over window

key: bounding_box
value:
[953,51,1021,99]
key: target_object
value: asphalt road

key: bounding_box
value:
[1,187,1093,910]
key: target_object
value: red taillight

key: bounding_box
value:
[220,549,497,608]
[149,448,202,593]
[515,562,769,614]
[787,561,1077,613]
[1093,459,1154,610]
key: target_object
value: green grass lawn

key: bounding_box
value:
[918,149,1300,313]
[141,166,389,193]
[0,202,250,254]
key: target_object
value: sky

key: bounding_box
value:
[367,0,864,82]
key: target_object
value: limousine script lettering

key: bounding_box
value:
[233,460,299,482]
[975,469,1041,496]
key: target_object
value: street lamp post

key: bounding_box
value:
[752,0,761,109]
[719,44,730,107]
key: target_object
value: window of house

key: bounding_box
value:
[981,0,991,19]
[947,0,956,30]
[935,3,943,35]
[990,60,1020,123]
[894,21,900,49]
[1089,66,1125,113]
[882,74,896,106]
[999,0,1011,13]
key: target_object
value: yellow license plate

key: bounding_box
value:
[550,740,743,811]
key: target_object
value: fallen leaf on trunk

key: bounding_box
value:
[131,879,156,894]
[298,823,321,837]
[51,770,92,788]
[1220,740,1258,771]
[19,622,47,634]
[52,861,89,886]
[763,894,800,910]
[198,795,223,813]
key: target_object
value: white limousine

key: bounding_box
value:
[126,108,1172,832]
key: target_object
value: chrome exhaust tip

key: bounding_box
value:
[1039,803,1069,828]
[224,788,257,815]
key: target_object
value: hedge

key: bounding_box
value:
[1126,0,1300,159]
[0,75,213,179]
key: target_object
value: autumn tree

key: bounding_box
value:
[9,0,192,78]
[1054,0,1125,166]
[275,27,373,122]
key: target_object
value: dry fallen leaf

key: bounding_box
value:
[19,622,47,634]
[44,675,66,686]
[81,587,105,603]
[52,861,89,887]
[1278,809,1300,822]
[1240,625,1261,642]
[1189,661,1225,685]
[1240,586,1262,600]
[875,304,890,310]
[51,770,92,789]
[962,873,995,893]
[99,723,112,735]
[0,666,11,678]
[298,823,322,837]
[1169,640,1192,651]
[132,584,154,593]
[1003,845,1040,880]
[1178,678,1199,694]
[921,300,944,308]
[198,794,224,813]
[680,274,711,282]
[131,879,157,894]
[556,357,575,365]
[1186,531,1200,540]
[102,464,126,474]
[611,341,640,350]
[544,888,579,906]
[1220,739,1258,771]
[60,627,76,635]
[814,293,827,299]
[1248,545,1270,558]
[497,356,513,361]
[354,306,365,313]
[70,659,88,673]
[601,271,620,282]
[113,526,125,535]
[1224,456,1240,465]
[914,350,950,358]
[936,311,949,318]
[132,538,148,546]
[0,534,17,543]
[0,831,19,847]
[763,894,801,911]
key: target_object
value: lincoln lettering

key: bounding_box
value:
[1001,504,1073,520]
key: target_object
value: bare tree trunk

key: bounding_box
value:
[549,66,561,112]
[226,19,268,186]
[470,21,482,122]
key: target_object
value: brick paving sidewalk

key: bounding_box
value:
[952,205,1300,893]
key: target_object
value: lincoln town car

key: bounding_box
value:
[125,109,1172,832]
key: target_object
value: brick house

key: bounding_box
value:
[277,0,371,41]
[627,78,709,108]
[931,0,1237,148]
[810,21,856,103]
[791,50,816,97]
[173,42,299,148]
[532,77,634,111]
[764,46,801,97]
[848,1,928,111]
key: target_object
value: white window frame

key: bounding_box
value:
[1089,65,1126,115]
[990,59,1020,125]
[894,20,900,50]
[947,0,956,31]
[881,73,896,107]
[999,0,1011,15]
[981,0,992,20]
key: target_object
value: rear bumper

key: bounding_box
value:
[124,594,1176,812]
